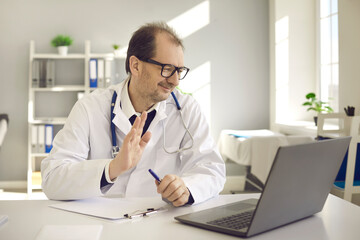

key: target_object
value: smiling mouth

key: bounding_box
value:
[159,84,173,92]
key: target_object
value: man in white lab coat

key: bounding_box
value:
[41,22,226,206]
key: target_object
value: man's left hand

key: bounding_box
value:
[156,174,190,207]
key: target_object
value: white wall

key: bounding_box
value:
[270,0,316,130]
[270,0,360,132]
[338,0,360,113]
[0,0,269,183]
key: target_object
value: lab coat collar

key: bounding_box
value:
[110,81,131,134]
[120,77,160,118]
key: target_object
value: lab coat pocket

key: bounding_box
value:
[155,147,181,175]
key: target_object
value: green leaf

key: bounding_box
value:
[325,106,334,113]
[307,107,317,112]
[306,92,316,100]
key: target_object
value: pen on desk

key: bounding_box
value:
[148,169,161,183]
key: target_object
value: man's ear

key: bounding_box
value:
[129,55,141,77]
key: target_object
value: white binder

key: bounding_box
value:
[31,125,38,153]
[32,60,39,88]
[105,60,112,87]
[46,60,55,87]
[38,125,45,153]
[97,59,104,88]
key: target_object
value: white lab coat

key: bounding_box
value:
[41,80,226,204]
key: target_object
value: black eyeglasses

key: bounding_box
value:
[142,58,190,80]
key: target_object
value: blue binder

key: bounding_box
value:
[89,59,97,88]
[45,124,53,153]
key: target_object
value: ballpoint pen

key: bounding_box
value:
[148,169,162,183]
[148,169,172,204]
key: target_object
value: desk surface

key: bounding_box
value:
[1,194,360,240]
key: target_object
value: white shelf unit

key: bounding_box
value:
[27,40,125,195]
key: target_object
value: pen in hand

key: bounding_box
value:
[148,169,172,204]
[148,169,161,183]
[149,169,176,204]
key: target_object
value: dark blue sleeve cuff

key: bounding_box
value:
[187,189,194,205]
[100,169,113,189]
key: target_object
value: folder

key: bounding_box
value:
[32,60,39,88]
[89,59,97,88]
[104,60,112,87]
[45,124,53,153]
[39,60,47,88]
[38,125,45,153]
[31,125,38,153]
[97,59,104,88]
[46,60,55,88]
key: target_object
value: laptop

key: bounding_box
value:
[175,137,351,237]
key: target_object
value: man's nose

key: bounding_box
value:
[166,71,180,86]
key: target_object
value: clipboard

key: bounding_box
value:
[49,197,168,220]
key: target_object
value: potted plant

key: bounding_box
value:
[112,44,121,57]
[302,92,334,126]
[51,35,73,56]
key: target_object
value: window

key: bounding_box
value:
[319,0,339,111]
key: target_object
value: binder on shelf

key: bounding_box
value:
[89,59,97,88]
[105,60,112,87]
[45,124,53,153]
[39,60,47,88]
[46,60,55,88]
[31,125,38,153]
[97,59,105,88]
[38,125,45,153]
[32,60,39,88]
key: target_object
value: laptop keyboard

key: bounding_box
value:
[207,210,253,230]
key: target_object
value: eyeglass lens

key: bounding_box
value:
[161,65,188,80]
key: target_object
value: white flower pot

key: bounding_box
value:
[114,49,121,57]
[57,46,68,56]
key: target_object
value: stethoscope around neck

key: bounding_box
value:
[111,91,194,158]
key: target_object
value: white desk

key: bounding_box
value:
[1,194,360,240]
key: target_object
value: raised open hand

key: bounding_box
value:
[109,112,152,180]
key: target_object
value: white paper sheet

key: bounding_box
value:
[49,196,167,220]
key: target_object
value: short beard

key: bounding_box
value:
[140,69,173,105]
